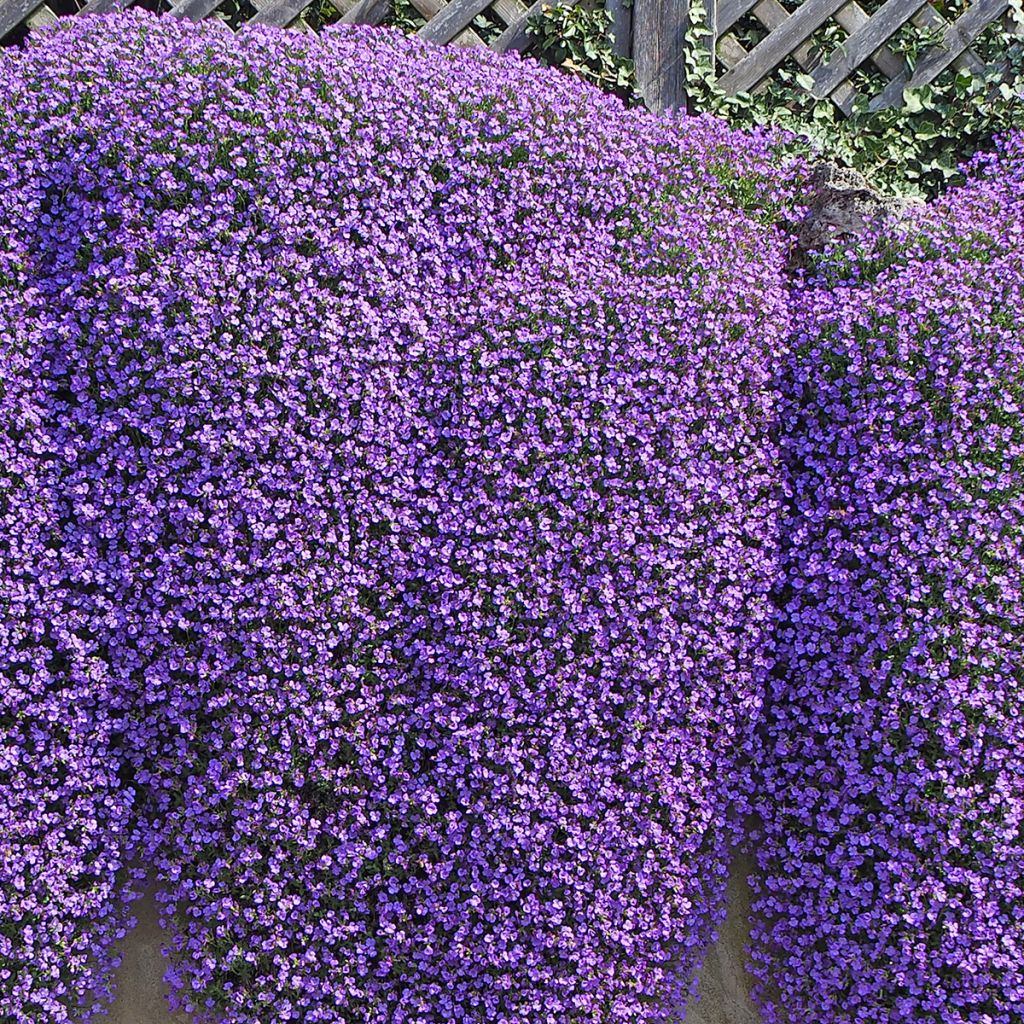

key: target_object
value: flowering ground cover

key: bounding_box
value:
[4,10,1023,1024]
[0,13,796,1022]
[0,228,138,1022]
[748,137,1024,1023]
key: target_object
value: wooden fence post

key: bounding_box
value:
[607,0,632,57]
[632,0,691,111]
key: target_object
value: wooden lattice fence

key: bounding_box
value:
[631,0,1022,112]
[0,0,553,53]
[0,0,1020,117]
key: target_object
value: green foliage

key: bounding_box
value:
[387,0,431,35]
[680,0,1024,197]
[525,4,638,103]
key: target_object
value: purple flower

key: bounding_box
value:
[0,12,794,1022]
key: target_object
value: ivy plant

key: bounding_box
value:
[525,4,637,102]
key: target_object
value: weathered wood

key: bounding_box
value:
[717,0,850,93]
[494,0,529,30]
[491,0,570,53]
[170,0,224,22]
[633,0,691,110]
[340,0,390,23]
[718,0,758,34]
[250,0,309,27]
[0,0,48,37]
[413,0,523,36]
[811,0,924,98]
[407,0,487,45]
[911,3,985,73]
[607,0,631,56]
[320,0,356,16]
[741,0,860,110]
[871,0,1009,109]
[696,0,718,67]
[491,0,539,51]
[419,0,491,42]
[716,30,749,67]
[76,0,129,14]
[493,0,529,27]
[23,2,55,29]
[724,0,908,79]
[832,1,906,80]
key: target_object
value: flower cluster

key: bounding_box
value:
[747,137,1024,1024]
[0,12,794,1022]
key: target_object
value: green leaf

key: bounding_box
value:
[903,89,925,113]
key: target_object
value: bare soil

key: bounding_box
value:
[98,857,763,1024]
[94,885,191,1024]
[682,851,764,1024]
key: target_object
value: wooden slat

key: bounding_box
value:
[489,0,529,31]
[737,0,902,78]
[832,1,907,79]
[77,0,130,13]
[491,0,538,50]
[0,0,48,37]
[418,0,491,42]
[811,0,924,97]
[492,0,571,52]
[170,0,224,22]
[717,0,851,93]
[323,0,357,16]
[747,0,860,110]
[340,0,390,22]
[407,0,486,45]
[721,0,907,80]
[716,30,750,67]
[249,0,310,27]
[870,0,1009,109]
[634,0,691,110]
[696,0,718,65]
[717,31,786,95]
[607,0,631,55]
[718,0,759,33]
[24,1,55,28]
[911,3,985,73]
[713,0,971,84]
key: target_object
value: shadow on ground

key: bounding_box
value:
[95,884,191,1024]
[683,851,764,1024]
[99,857,764,1023]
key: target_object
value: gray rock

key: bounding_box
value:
[793,164,923,259]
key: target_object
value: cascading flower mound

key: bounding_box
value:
[750,136,1024,1024]
[0,12,794,1022]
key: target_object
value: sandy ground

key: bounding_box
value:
[95,884,191,1024]
[682,851,765,1024]
[100,857,764,1024]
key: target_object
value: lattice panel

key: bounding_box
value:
[714,0,1021,113]
[2,0,1020,119]
[0,0,552,54]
